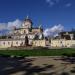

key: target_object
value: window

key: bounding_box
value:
[8,42,10,45]
[20,42,23,46]
[28,36,30,38]
[34,41,37,45]
[16,42,18,44]
[60,41,62,43]
[3,42,5,45]
[24,30,26,33]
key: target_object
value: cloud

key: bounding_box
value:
[46,0,60,6]
[46,0,72,8]
[0,23,8,30]
[8,19,22,30]
[65,3,72,7]
[0,19,22,30]
[43,24,64,37]
[0,19,22,35]
[46,0,54,6]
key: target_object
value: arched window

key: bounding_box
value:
[8,42,10,45]
[16,42,18,45]
[3,42,5,45]
[24,30,26,33]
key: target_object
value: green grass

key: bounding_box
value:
[0,48,75,56]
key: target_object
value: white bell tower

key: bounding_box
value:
[22,16,32,29]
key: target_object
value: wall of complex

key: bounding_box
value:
[33,40,46,47]
[0,41,12,48]
[0,40,25,48]
[13,34,35,39]
[14,29,29,35]
[0,39,46,48]
[32,29,41,34]
[1,39,75,48]
[51,39,75,48]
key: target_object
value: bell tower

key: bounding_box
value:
[22,16,33,29]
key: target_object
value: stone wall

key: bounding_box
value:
[51,39,75,48]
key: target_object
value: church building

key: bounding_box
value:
[0,16,47,48]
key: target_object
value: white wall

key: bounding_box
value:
[51,39,75,48]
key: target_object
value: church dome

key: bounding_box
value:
[24,16,33,24]
[22,16,33,29]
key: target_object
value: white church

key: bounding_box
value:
[0,16,47,48]
[0,16,75,49]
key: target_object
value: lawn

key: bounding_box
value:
[0,48,75,57]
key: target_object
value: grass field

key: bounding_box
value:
[0,48,75,57]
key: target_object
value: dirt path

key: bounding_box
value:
[0,56,75,75]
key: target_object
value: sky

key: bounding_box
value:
[0,0,75,35]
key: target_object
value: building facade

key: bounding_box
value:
[1,17,75,48]
[51,31,75,48]
[0,17,46,48]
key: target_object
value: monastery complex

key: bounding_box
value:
[0,17,75,48]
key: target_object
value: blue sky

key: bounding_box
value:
[0,0,75,31]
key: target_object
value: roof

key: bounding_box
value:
[11,33,35,36]
[24,17,33,24]
[59,31,75,34]
[14,28,30,30]
[32,27,43,30]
